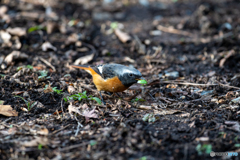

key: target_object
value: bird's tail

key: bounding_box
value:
[70,65,96,75]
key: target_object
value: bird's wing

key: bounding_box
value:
[101,64,118,80]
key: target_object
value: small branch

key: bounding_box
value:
[157,25,192,37]
[160,81,217,87]
[39,57,56,72]
[51,124,71,135]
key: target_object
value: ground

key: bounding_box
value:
[0,0,240,159]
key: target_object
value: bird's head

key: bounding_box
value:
[118,65,143,87]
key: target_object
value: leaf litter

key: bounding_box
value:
[1,0,240,159]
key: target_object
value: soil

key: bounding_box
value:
[1,0,240,159]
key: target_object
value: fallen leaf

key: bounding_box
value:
[41,42,57,51]
[82,109,98,122]
[20,137,49,147]
[0,6,8,15]
[0,127,17,135]
[44,84,53,93]
[68,103,82,116]
[73,53,94,65]
[4,51,28,65]
[6,27,26,37]
[0,105,18,116]
[0,30,11,43]
[37,128,49,135]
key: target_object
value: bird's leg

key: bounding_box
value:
[99,91,106,105]
[115,92,121,98]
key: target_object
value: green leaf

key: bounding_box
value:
[38,144,43,150]
[140,156,147,160]
[28,25,46,33]
[90,140,97,146]
[16,66,23,71]
[14,95,27,103]
[26,65,33,69]
[92,97,102,105]
[235,144,240,147]
[142,114,150,122]
[0,100,4,105]
[137,79,147,85]
[110,22,118,29]
[64,97,68,102]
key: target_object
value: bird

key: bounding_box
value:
[71,63,143,104]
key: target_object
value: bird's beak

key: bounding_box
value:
[136,77,144,80]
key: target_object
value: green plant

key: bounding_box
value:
[142,113,156,123]
[38,70,50,80]
[17,65,33,71]
[234,144,240,147]
[64,91,102,105]
[28,25,46,33]
[38,144,43,150]
[140,156,147,160]
[131,98,145,103]
[44,85,63,94]
[90,140,97,146]
[219,132,226,138]
[0,100,4,105]
[196,144,212,155]
[110,22,119,29]
[14,95,36,111]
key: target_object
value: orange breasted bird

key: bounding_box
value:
[71,63,143,104]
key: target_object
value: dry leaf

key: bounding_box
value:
[20,137,49,147]
[0,127,17,135]
[67,85,75,93]
[82,109,98,122]
[73,53,94,65]
[0,105,18,116]
[68,103,82,116]
[4,51,28,65]
[0,30,11,44]
[6,27,26,37]
[37,128,49,135]
[44,84,53,93]
[41,42,57,51]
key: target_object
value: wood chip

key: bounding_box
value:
[114,29,131,43]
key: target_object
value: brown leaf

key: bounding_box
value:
[44,84,53,93]
[20,137,49,147]
[6,27,26,37]
[0,105,18,116]
[73,53,94,65]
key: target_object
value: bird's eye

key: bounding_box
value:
[129,73,133,77]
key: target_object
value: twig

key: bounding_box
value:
[51,124,71,135]
[59,142,88,151]
[160,81,217,87]
[114,29,131,43]
[216,81,240,90]
[75,121,83,136]
[161,80,240,90]
[157,25,192,37]
[39,57,56,72]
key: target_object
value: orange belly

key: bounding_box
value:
[92,74,128,92]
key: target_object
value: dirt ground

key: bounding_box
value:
[1,0,240,159]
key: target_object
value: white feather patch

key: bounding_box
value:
[98,66,103,74]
